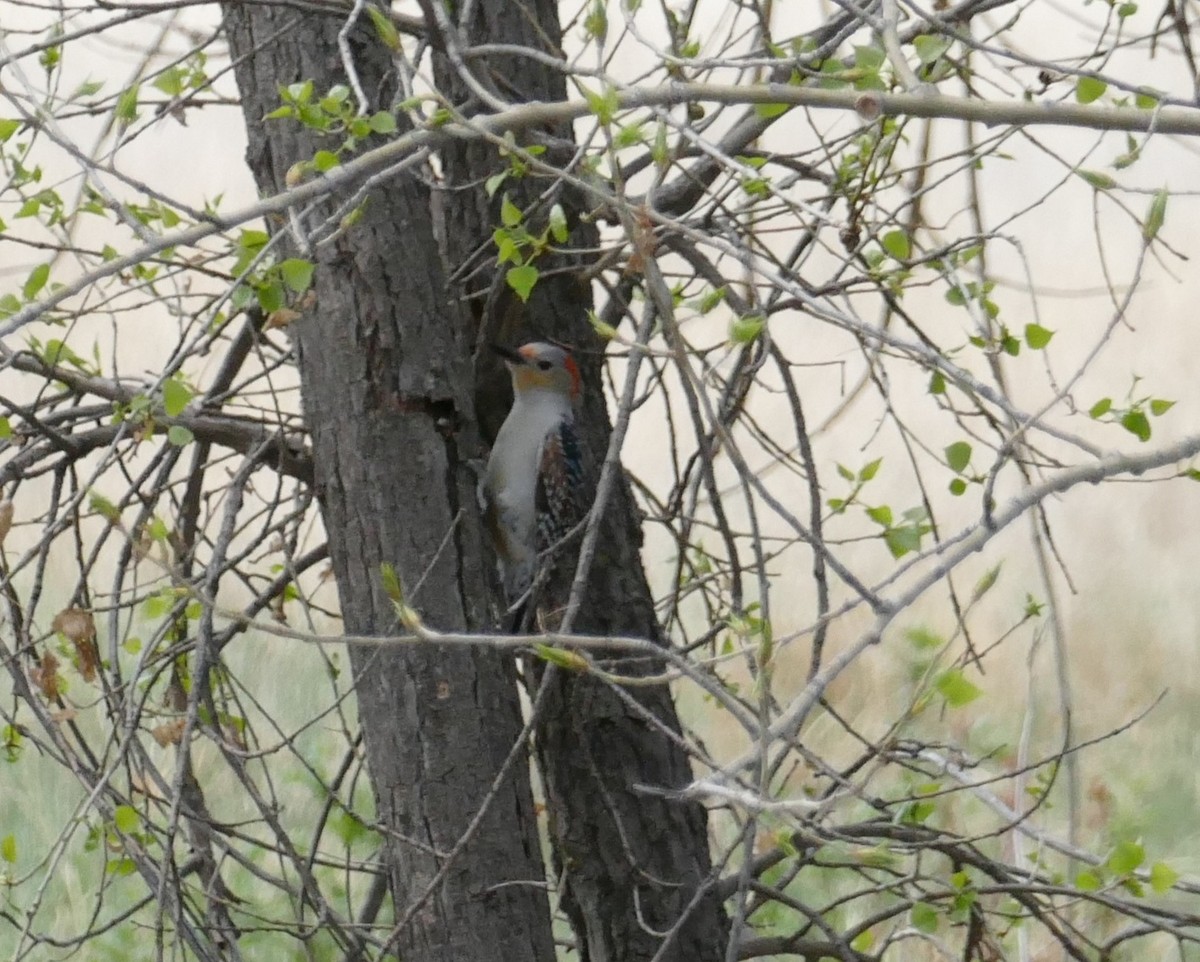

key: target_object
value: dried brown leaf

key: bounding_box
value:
[151,718,187,747]
[53,607,99,682]
[30,651,61,700]
[265,307,301,330]
[0,499,13,546]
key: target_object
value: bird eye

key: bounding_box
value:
[537,360,552,371]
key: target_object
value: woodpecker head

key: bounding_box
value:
[492,342,581,402]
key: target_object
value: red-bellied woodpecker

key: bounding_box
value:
[482,342,586,612]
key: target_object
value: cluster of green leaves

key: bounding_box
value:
[1074,839,1178,896]
[832,117,904,199]
[107,372,198,447]
[1088,384,1174,443]
[906,627,983,711]
[492,194,568,303]
[827,459,932,559]
[114,51,210,126]
[484,132,550,199]
[267,81,398,179]
[227,228,315,315]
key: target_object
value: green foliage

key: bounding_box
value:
[583,85,620,124]
[1024,323,1054,349]
[881,229,910,260]
[729,314,764,344]
[945,441,972,474]
[1143,188,1168,240]
[935,668,982,707]
[267,81,398,181]
[1075,75,1107,104]
[162,377,193,417]
[166,425,194,447]
[1088,379,1175,443]
[506,264,539,302]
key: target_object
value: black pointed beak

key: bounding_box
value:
[490,343,526,365]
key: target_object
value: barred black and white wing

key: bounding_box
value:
[534,414,587,559]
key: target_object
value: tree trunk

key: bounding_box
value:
[222,8,555,962]
[431,5,732,960]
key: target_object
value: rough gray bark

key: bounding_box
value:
[222,8,555,962]
[431,5,732,960]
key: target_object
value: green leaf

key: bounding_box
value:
[1077,168,1116,190]
[0,417,10,440]
[911,902,939,933]
[614,121,646,148]
[651,121,669,167]
[162,378,192,417]
[1149,398,1174,416]
[115,84,141,123]
[587,310,617,340]
[884,525,921,558]
[1075,75,1107,104]
[485,171,507,198]
[369,111,397,134]
[1107,840,1145,875]
[729,314,764,344]
[1150,861,1178,894]
[0,834,15,863]
[754,101,790,119]
[113,805,140,833]
[1135,88,1160,109]
[1121,410,1151,442]
[312,150,340,172]
[583,85,620,124]
[1089,397,1112,418]
[859,458,882,482]
[285,80,314,104]
[972,564,1002,602]
[1024,323,1054,349]
[949,477,967,496]
[548,203,569,243]
[500,194,522,227]
[152,66,185,97]
[167,425,194,447]
[945,441,972,474]
[367,5,400,49]
[1143,188,1168,241]
[866,505,893,526]
[90,491,120,522]
[379,563,404,602]
[929,371,946,395]
[506,264,539,302]
[698,286,726,314]
[0,119,21,142]
[533,643,589,671]
[1074,869,1102,891]
[912,34,952,65]
[881,229,910,260]
[584,0,608,39]
[851,930,874,952]
[22,263,49,300]
[854,44,885,70]
[279,258,315,294]
[936,668,982,707]
[1117,2,1138,16]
